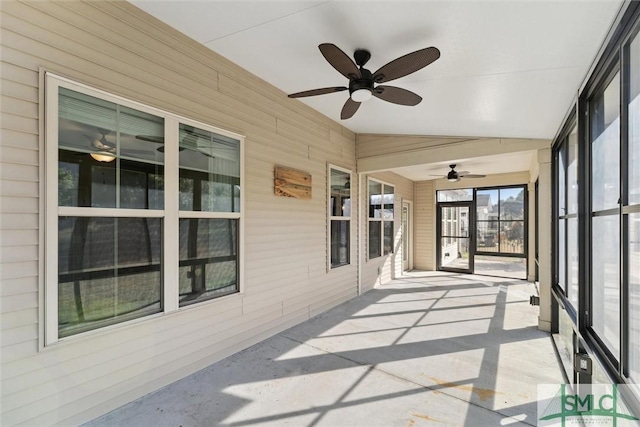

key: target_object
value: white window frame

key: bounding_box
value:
[44,73,244,345]
[327,164,352,270]
[367,178,395,260]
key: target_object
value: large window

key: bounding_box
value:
[46,75,243,343]
[368,179,394,259]
[475,187,526,255]
[328,166,351,268]
[555,124,579,310]
[627,29,640,390]
[590,70,621,359]
[551,6,640,402]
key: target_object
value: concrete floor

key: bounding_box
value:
[85,272,565,427]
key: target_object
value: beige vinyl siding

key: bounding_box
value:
[360,171,413,292]
[0,1,358,425]
[414,180,436,270]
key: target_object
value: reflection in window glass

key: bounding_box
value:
[567,217,579,308]
[629,213,640,387]
[567,127,579,214]
[558,219,566,291]
[178,219,238,306]
[384,185,394,219]
[591,73,620,212]
[369,222,381,259]
[331,221,349,267]
[58,217,162,337]
[558,148,566,214]
[58,87,165,210]
[58,162,79,206]
[592,214,620,358]
[330,168,351,268]
[630,34,640,204]
[437,189,473,202]
[383,221,393,255]
[368,180,394,259]
[369,181,382,218]
[178,124,240,213]
[330,169,351,217]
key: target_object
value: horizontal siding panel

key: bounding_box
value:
[0,308,38,330]
[14,306,310,427]
[0,245,38,263]
[0,290,38,314]
[357,134,473,159]
[0,110,38,135]
[0,261,38,280]
[0,146,39,166]
[0,61,39,87]
[0,163,39,182]
[0,11,214,103]
[310,287,357,317]
[0,79,39,104]
[0,196,39,213]
[0,229,39,247]
[1,324,38,347]
[276,116,330,145]
[20,1,218,89]
[0,213,39,230]
[282,281,356,316]
[0,276,38,297]
[2,303,286,415]
[0,340,38,366]
[1,95,38,119]
[0,128,39,151]
[1,297,241,383]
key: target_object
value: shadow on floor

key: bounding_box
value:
[85,274,564,427]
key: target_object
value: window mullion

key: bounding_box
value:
[164,118,180,313]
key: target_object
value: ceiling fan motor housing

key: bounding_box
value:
[349,68,374,98]
[353,49,371,67]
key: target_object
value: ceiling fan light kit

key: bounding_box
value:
[288,43,440,119]
[90,151,116,162]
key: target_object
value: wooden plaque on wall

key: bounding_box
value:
[274,166,312,199]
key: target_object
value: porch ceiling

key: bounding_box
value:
[131,0,621,179]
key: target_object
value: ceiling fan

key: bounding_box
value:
[436,164,486,182]
[288,43,440,119]
[83,131,121,162]
[136,126,216,159]
[83,129,155,162]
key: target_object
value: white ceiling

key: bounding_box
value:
[131,0,622,180]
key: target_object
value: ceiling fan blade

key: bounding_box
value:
[372,47,440,83]
[136,135,165,144]
[341,98,360,120]
[460,174,486,178]
[319,43,361,80]
[373,85,422,106]
[288,86,348,98]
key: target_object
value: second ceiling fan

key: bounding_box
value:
[288,43,440,119]
[438,164,486,182]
